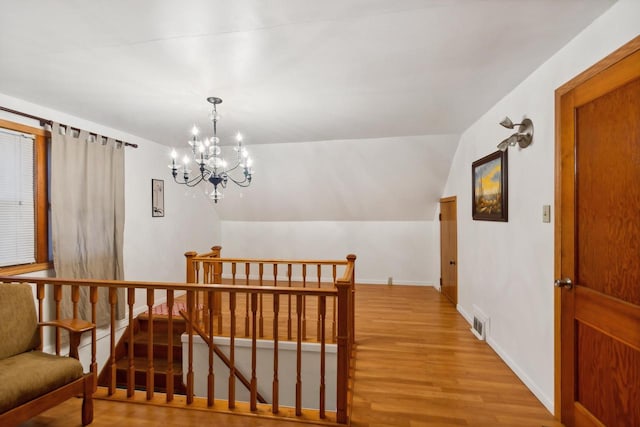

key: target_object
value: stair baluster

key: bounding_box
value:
[228,292,236,408]
[108,288,117,395]
[166,289,175,402]
[145,290,154,400]
[244,263,250,337]
[287,263,292,340]
[319,295,326,418]
[250,292,258,411]
[258,263,264,338]
[332,265,337,342]
[90,286,98,389]
[272,293,280,414]
[207,290,214,406]
[127,288,135,398]
[296,294,303,416]
[301,265,307,341]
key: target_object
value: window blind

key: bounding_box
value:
[0,128,35,267]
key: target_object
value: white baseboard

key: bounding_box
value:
[486,336,554,414]
[358,279,435,287]
[456,304,473,324]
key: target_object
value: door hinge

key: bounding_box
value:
[439,213,442,221]
[439,277,442,287]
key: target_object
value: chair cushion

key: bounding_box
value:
[0,283,40,359]
[0,351,83,414]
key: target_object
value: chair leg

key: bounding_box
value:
[82,374,94,425]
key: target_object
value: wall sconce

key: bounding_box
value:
[497,117,533,151]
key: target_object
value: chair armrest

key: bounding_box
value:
[40,319,95,334]
[39,319,95,360]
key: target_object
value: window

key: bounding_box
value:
[0,128,34,265]
[0,119,50,274]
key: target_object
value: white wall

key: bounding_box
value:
[440,0,640,413]
[187,336,337,410]
[221,220,438,285]
[214,134,455,288]
[123,139,220,283]
[213,135,459,222]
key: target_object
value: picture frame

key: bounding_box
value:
[472,150,508,221]
[152,179,164,217]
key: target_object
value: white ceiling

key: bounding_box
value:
[0,0,615,221]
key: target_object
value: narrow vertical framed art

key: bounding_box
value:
[472,150,508,221]
[152,179,164,217]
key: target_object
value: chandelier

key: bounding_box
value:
[169,97,253,203]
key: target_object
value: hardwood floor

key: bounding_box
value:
[349,285,561,427]
[20,285,562,427]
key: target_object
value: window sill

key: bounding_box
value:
[0,262,53,276]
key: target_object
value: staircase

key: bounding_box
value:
[98,314,187,394]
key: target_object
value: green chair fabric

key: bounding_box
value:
[0,283,40,359]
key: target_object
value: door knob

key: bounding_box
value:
[449,260,456,265]
[554,278,573,289]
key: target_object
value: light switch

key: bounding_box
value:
[542,205,551,223]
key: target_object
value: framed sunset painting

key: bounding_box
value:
[472,150,508,221]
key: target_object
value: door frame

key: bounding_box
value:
[439,196,457,305]
[553,35,640,420]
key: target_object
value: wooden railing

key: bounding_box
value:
[185,246,356,348]
[0,253,355,424]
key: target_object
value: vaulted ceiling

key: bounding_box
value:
[0,0,615,220]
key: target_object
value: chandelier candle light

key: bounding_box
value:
[169,97,253,203]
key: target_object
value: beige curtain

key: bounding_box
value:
[51,123,125,326]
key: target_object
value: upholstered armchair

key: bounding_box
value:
[0,283,95,426]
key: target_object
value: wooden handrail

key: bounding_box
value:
[0,276,338,296]
[191,257,349,265]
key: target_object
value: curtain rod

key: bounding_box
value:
[0,105,139,148]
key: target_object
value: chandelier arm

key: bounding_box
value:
[226,175,250,186]
[174,175,205,187]
[191,168,212,185]
[224,161,243,174]
[184,180,204,188]
[174,167,212,187]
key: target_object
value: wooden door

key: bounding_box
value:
[556,38,640,427]
[440,196,457,305]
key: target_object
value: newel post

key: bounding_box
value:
[210,245,222,314]
[335,278,351,424]
[185,251,198,283]
[185,251,199,321]
[346,254,356,346]
[211,245,223,283]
